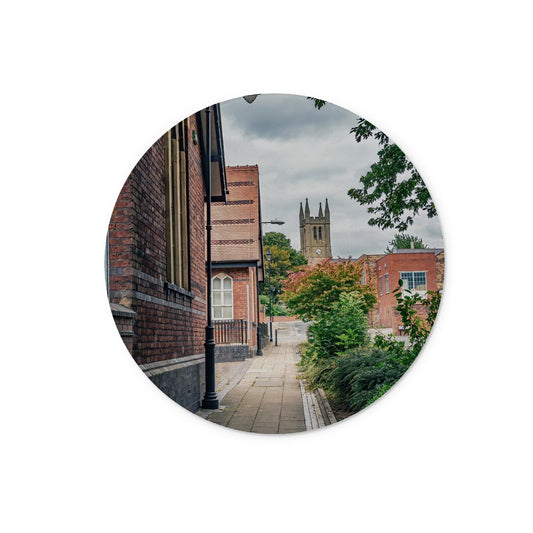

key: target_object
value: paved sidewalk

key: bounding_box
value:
[202,321,308,434]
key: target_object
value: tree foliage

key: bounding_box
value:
[309,97,437,231]
[308,292,369,359]
[282,259,376,322]
[385,233,427,253]
[261,232,307,303]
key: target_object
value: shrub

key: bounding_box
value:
[308,292,369,359]
[328,347,406,412]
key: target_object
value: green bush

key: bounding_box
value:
[329,347,408,412]
[300,282,442,414]
[307,292,369,359]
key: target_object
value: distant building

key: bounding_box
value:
[362,248,445,333]
[299,198,332,265]
[211,165,264,358]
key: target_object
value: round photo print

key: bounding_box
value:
[106,93,444,434]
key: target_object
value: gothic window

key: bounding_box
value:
[318,226,322,239]
[313,227,317,239]
[212,274,233,319]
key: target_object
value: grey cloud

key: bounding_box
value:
[219,93,443,260]
[221,94,362,141]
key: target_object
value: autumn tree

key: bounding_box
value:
[282,259,376,322]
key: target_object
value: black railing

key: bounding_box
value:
[214,319,248,345]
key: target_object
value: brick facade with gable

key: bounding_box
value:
[211,165,264,354]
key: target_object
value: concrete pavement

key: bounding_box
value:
[198,321,319,434]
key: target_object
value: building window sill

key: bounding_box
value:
[165,281,195,300]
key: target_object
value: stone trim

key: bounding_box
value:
[110,302,136,318]
[212,218,255,225]
[110,290,206,316]
[140,353,205,377]
[212,239,254,245]
[227,181,253,187]
[212,199,253,206]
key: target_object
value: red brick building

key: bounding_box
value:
[372,248,444,332]
[106,105,227,412]
[211,165,264,356]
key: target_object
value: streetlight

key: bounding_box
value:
[261,219,284,225]
[243,94,259,104]
[266,249,274,342]
[202,106,218,410]
[256,219,284,353]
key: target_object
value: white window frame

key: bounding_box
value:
[212,274,233,319]
[400,271,427,296]
[379,276,383,296]
[385,273,389,294]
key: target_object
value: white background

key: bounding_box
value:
[2,2,532,532]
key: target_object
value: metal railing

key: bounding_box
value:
[213,319,248,345]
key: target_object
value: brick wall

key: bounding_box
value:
[376,252,439,331]
[108,114,207,366]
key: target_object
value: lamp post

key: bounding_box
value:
[255,219,285,355]
[266,249,273,342]
[202,106,218,410]
[243,94,259,104]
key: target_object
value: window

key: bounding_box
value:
[379,276,383,296]
[212,274,233,319]
[400,271,427,294]
[361,270,366,285]
[385,273,389,294]
[165,123,189,289]
[313,227,317,239]
[318,226,322,239]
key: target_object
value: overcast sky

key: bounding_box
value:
[220,94,443,258]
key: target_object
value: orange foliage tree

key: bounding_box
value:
[282,259,377,322]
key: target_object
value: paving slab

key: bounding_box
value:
[203,321,308,434]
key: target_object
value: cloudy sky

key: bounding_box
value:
[220,94,443,258]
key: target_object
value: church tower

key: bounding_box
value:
[299,198,332,266]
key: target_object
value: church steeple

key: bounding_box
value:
[299,198,332,266]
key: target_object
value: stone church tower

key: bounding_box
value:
[299,198,332,266]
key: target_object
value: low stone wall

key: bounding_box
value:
[215,343,249,362]
[110,303,136,354]
[140,354,205,413]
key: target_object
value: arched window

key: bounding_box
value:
[212,274,233,319]
[318,226,322,239]
[313,227,317,239]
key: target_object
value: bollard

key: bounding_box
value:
[275,329,278,346]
